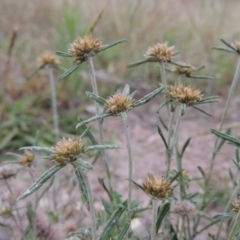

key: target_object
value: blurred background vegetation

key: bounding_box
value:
[0,0,239,155]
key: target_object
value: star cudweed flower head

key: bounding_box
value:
[51,138,84,166]
[232,196,240,213]
[19,151,35,167]
[143,175,171,199]
[0,166,17,180]
[38,53,60,66]
[144,42,174,62]
[68,35,103,62]
[173,200,197,218]
[105,93,135,115]
[167,85,203,104]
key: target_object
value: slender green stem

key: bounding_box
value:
[166,107,175,177]
[207,56,240,186]
[87,57,112,192]
[216,174,240,239]
[151,199,158,240]
[122,113,133,211]
[78,166,97,240]
[177,217,184,240]
[47,66,59,140]
[228,210,240,240]
[186,216,191,239]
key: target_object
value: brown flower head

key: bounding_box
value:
[167,85,203,104]
[144,42,174,62]
[0,205,12,218]
[19,151,35,167]
[171,64,194,77]
[38,53,60,66]
[173,200,197,218]
[232,196,240,213]
[143,175,171,199]
[0,166,17,180]
[232,41,240,53]
[105,93,135,115]
[51,138,84,166]
[68,35,102,62]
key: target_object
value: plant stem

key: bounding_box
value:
[47,66,59,140]
[79,166,97,240]
[121,113,133,211]
[228,210,240,240]
[216,173,240,239]
[207,56,240,188]
[87,57,112,191]
[166,106,175,178]
[151,199,158,240]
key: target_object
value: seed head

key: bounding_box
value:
[52,138,84,166]
[232,196,240,213]
[171,64,194,77]
[19,151,35,167]
[143,175,171,199]
[0,166,17,180]
[105,93,135,115]
[68,35,102,62]
[38,53,60,66]
[232,41,240,53]
[173,200,197,218]
[167,85,203,104]
[144,42,174,62]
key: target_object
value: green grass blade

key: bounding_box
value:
[55,51,72,57]
[156,202,171,234]
[17,165,63,200]
[76,113,111,128]
[99,39,128,52]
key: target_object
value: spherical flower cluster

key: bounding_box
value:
[144,42,174,62]
[38,53,60,66]
[0,166,17,180]
[173,200,197,218]
[51,138,84,166]
[105,93,135,115]
[232,196,240,213]
[143,175,171,199]
[167,85,203,104]
[171,65,194,77]
[68,35,102,62]
[19,151,35,167]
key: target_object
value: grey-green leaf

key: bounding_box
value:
[86,92,106,105]
[76,113,111,128]
[84,144,121,153]
[212,213,233,220]
[117,222,131,240]
[55,51,72,57]
[17,165,63,200]
[19,146,54,153]
[99,39,128,52]
[156,202,171,234]
[75,159,93,170]
[26,64,45,81]
[58,62,83,81]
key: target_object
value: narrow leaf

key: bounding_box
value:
[86,92,106,105]
[100,201,127,240]
[98,178,113,201]
[75,159,93,170]
[181,138,191,158]
[58,62,82,81]
[84,144,120,153]
[216,128,231,152]
[76,113,111,128]
[99,39,128,52]
[17,165,63,200]
[195,65,205,71]
[129,179,144,191]
[212,213,233,220]
[210,129,240,146]
[158,115,168,131]
[212,46,235,54]
[180,103,186,115]
[190,75,213,80]
[170,61,191,68]
[127,59,151,68]
[193,106,213,118]
[117,222,131,240]
[78,119,98,145]
[102,198,113,216]
[110,82,121,96]
[197,166,205,178]
[123,84,130,95]
[156,202,171,234]
[19,146,54,153]
[55,51,72,57]
[72,164,89,205]
[156,125,168,150]
[26,64,45,81]
[219,38,237,52]
[169,170,182,184]
[156,100,170,112]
